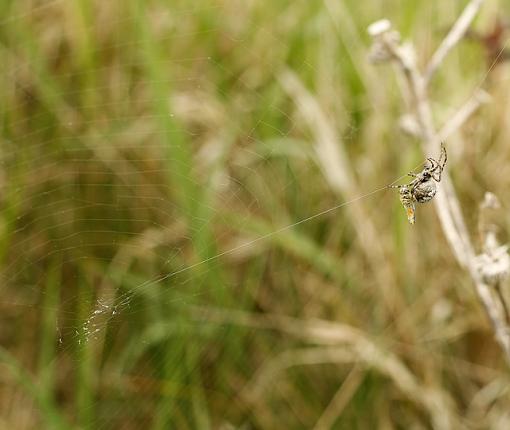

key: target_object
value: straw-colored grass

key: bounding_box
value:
[1,0,510,428]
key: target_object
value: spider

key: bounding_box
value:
[391,142,447,224]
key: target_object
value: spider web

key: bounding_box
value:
[1,1,505,429]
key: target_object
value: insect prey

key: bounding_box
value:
[391,142,447,224]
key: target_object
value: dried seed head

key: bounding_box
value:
[367,19,392,36]
[475,244,510,285]
[367,19,401,63]
[481,191,501,210]
[476,192,510,285]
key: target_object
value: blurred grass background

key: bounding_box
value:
[1,0,510,428]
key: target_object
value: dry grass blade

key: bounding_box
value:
[278,68,405,315]
[313,366,364,430]
[196,307,456,429]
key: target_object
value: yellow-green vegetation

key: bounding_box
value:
[1,0,510,429]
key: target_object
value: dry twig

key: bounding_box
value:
[368,0,510,365]
[424,0,485,83]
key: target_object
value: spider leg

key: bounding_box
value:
[440,142,447,169]
[390,183,415,190]
[407,172,418,177]
[391,175,421,189]
[427,157,437,167]
[432,142,447,182]
[426,156,444,182]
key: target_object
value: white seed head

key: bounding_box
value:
[475,244,510,285]
[481,192,501,210]
[368,19,391,36]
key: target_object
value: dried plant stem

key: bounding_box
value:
[437,89,490,142]
[200,307,456,429]
[313,366,364,430]
[278,69,405,314]
[424,0,485,84]
[369,0,510,365]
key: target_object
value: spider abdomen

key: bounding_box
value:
[413,180,437,203]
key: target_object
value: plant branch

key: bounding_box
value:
[368,3,510,366]
[437,89,490,141]
[424,0,485,84]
